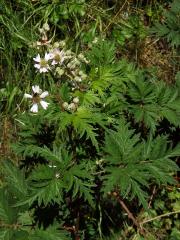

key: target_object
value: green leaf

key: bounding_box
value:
[29,224,70,240]
[103,120,179,209]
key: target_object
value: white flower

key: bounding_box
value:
[33,53,51,73]
[24,85,49,113]
[49,48,65,65]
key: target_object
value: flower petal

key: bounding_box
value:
[60,56,65,64]
[34,64,41,69]
[48,53,54,59]
[33,54,41,62]
[32,85,40,94]
[24,93,32,99]
[40,67,49,73]
[30,103,38,113]
[40,91,49,98]
[51,60,57,65]
[45,52,50,61]
[40,100,49,110]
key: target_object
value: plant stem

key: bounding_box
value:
[141,210,180,225]
[148,185,156,208]
[112,192,145,236]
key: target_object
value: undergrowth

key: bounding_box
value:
[0,0,180,239]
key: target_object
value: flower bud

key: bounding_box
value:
[68,102,76,111]
[73,97,79,104]
[39,28,44,34]
[59,40,66,47]
[43,22,50,31]
[56,67,64,76]
[74,76,82,82]
[53,42,60,48]
[79,70,84,76]
[81,73,87,79]
[62,102,69,109]
[92,37,98,44]
[67,63,72,68]
[78,53,84,59]
[66,50,72,55]
[75,59,80,65]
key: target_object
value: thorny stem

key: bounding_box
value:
[112,191,146,236]
[75,210,80,240]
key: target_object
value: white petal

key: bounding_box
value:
[60,56,65,64]
[60,50,64,56]
[40,100,49,110]
[24,93,32,99]
[51,60,57,65]
[30,103,38,113]
[45,52,50,61]
[32,85,40,94]
[40,91,49,98]
[53,48,60,55]
[49,53,54,59]
[40,67,48,73]
[54,48,60,53]
[34,64,41,69]
[33,54,41,62]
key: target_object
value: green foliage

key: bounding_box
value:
[0,162,70,240]
[0,84,21,115]
[52,106,105,150]
[2,161,27,198]
[113,15,147,46]
[8,146,95,207]
[102,120,179,209]
[125,77,180,132]
[30,224,70,240]
[151,0,180,47]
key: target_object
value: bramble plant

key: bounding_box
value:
[0,1,180,240]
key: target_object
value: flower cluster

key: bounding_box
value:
[62,97,79,112]
[33,48,88,79]
[24,24,89,113]
[33,46,88,94]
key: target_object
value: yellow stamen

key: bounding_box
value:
[40,59,48,67]
[54,53,61,62]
